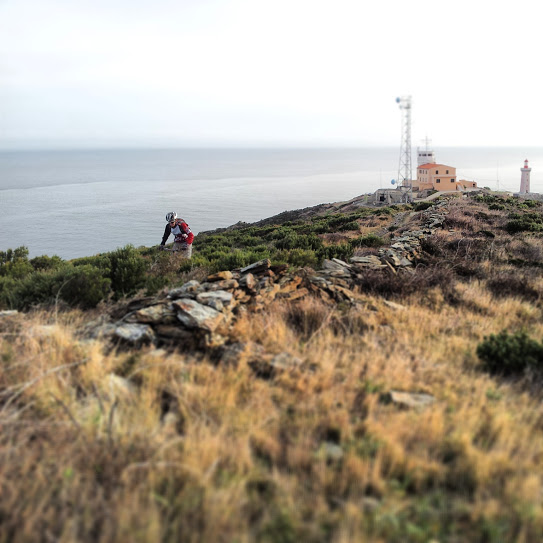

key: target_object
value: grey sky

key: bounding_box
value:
[1,0,541,149]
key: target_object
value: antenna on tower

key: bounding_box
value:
[423,136,431,151]
[396,96,412,192]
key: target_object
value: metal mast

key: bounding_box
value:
[396,96,412,188]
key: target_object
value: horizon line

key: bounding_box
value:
[1,143,540,153]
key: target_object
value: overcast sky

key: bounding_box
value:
[1,0,541,149]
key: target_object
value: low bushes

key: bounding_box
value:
[54,265,112,309]
[350,234,386,248]
[487,271,541,302]
[413,201,434,212]
[107,245,147,298]
[0,244,151,310]
[2,264,111,310]
[505,212,543,234]
[0,247,34,279]
[477,330,543,376]
[193,211,391,272]
[275,232,322,251]
[354,264,457,301]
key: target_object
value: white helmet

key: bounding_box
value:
[166,212,177,223]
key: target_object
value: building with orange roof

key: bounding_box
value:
[414,163,477,192]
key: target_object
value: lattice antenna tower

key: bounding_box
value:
[396,96,412,188]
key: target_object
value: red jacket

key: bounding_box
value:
[161,219,194,246]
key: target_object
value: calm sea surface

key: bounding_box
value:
[0,147,541,259]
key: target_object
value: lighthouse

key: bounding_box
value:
[520,159,531,194]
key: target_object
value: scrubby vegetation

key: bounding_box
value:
[477,330,543,376]
[1,193,543,542]
[1,245,151,310]
[0,207,398,311]
[188,207,396,274]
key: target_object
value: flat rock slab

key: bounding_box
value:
[239,273,257,291]
[196,290,234,311]
[249,351,302,378]
[173,298,224,332]
[240,259,271,274]
[199,279,239,292]
[86,322,118,339]
[115,323,155,344]
[331,258,352,268]
[385,390,435,409]
[318,442,344,462]
[131,303,175,323]
[154,324,195,342]
[322,259,349,272]
[206,271,233,282]
[350,256,384,268]
[168,280,201,299]
[383,300,406,311]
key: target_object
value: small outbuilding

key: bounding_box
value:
[374,187,412,204]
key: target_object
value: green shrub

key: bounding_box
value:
[312,221,331,234]
[350,234,386,248]
[275,232,322,251]
[283,249,319,268]
[414,202,434,212]
[53,265,111,309]
[71,254,112,273]
[195,234,234,250]
[317,243,353,262]
[374,207,395,216]
[517,199,539,209]
[2,265,111,310]
[269,227,294,241]
[474,194,512,207]
[199,247,230,260]
[505,212,543,234]
[29,255,64,272]
[213,250,252,271]
[327,215,357,229]
[108,245,148,298]
[0,259,34,280]
[237,235,264,247]
[0,246,29,267]
[476,330,543,376]
[0,246,33,279]
[0,276,18,309]
[338,220,359,232]
[178,254,210,273]
[143,276,170,295]
[7,271,58,310]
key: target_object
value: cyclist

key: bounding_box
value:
[160,212,194,258]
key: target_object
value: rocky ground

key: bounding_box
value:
[87,200,451,365]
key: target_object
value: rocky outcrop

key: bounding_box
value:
[377,201,450,272]
[85,201,450,371]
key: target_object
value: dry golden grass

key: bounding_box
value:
[1,196,543,541]
[1,272,543,542]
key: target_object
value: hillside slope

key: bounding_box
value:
[1,193,543,543]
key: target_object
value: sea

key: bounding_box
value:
[0,147,541,260]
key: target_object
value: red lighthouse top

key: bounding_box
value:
[524,159,529,168]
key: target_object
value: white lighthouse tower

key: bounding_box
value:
[520,159,531,194]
